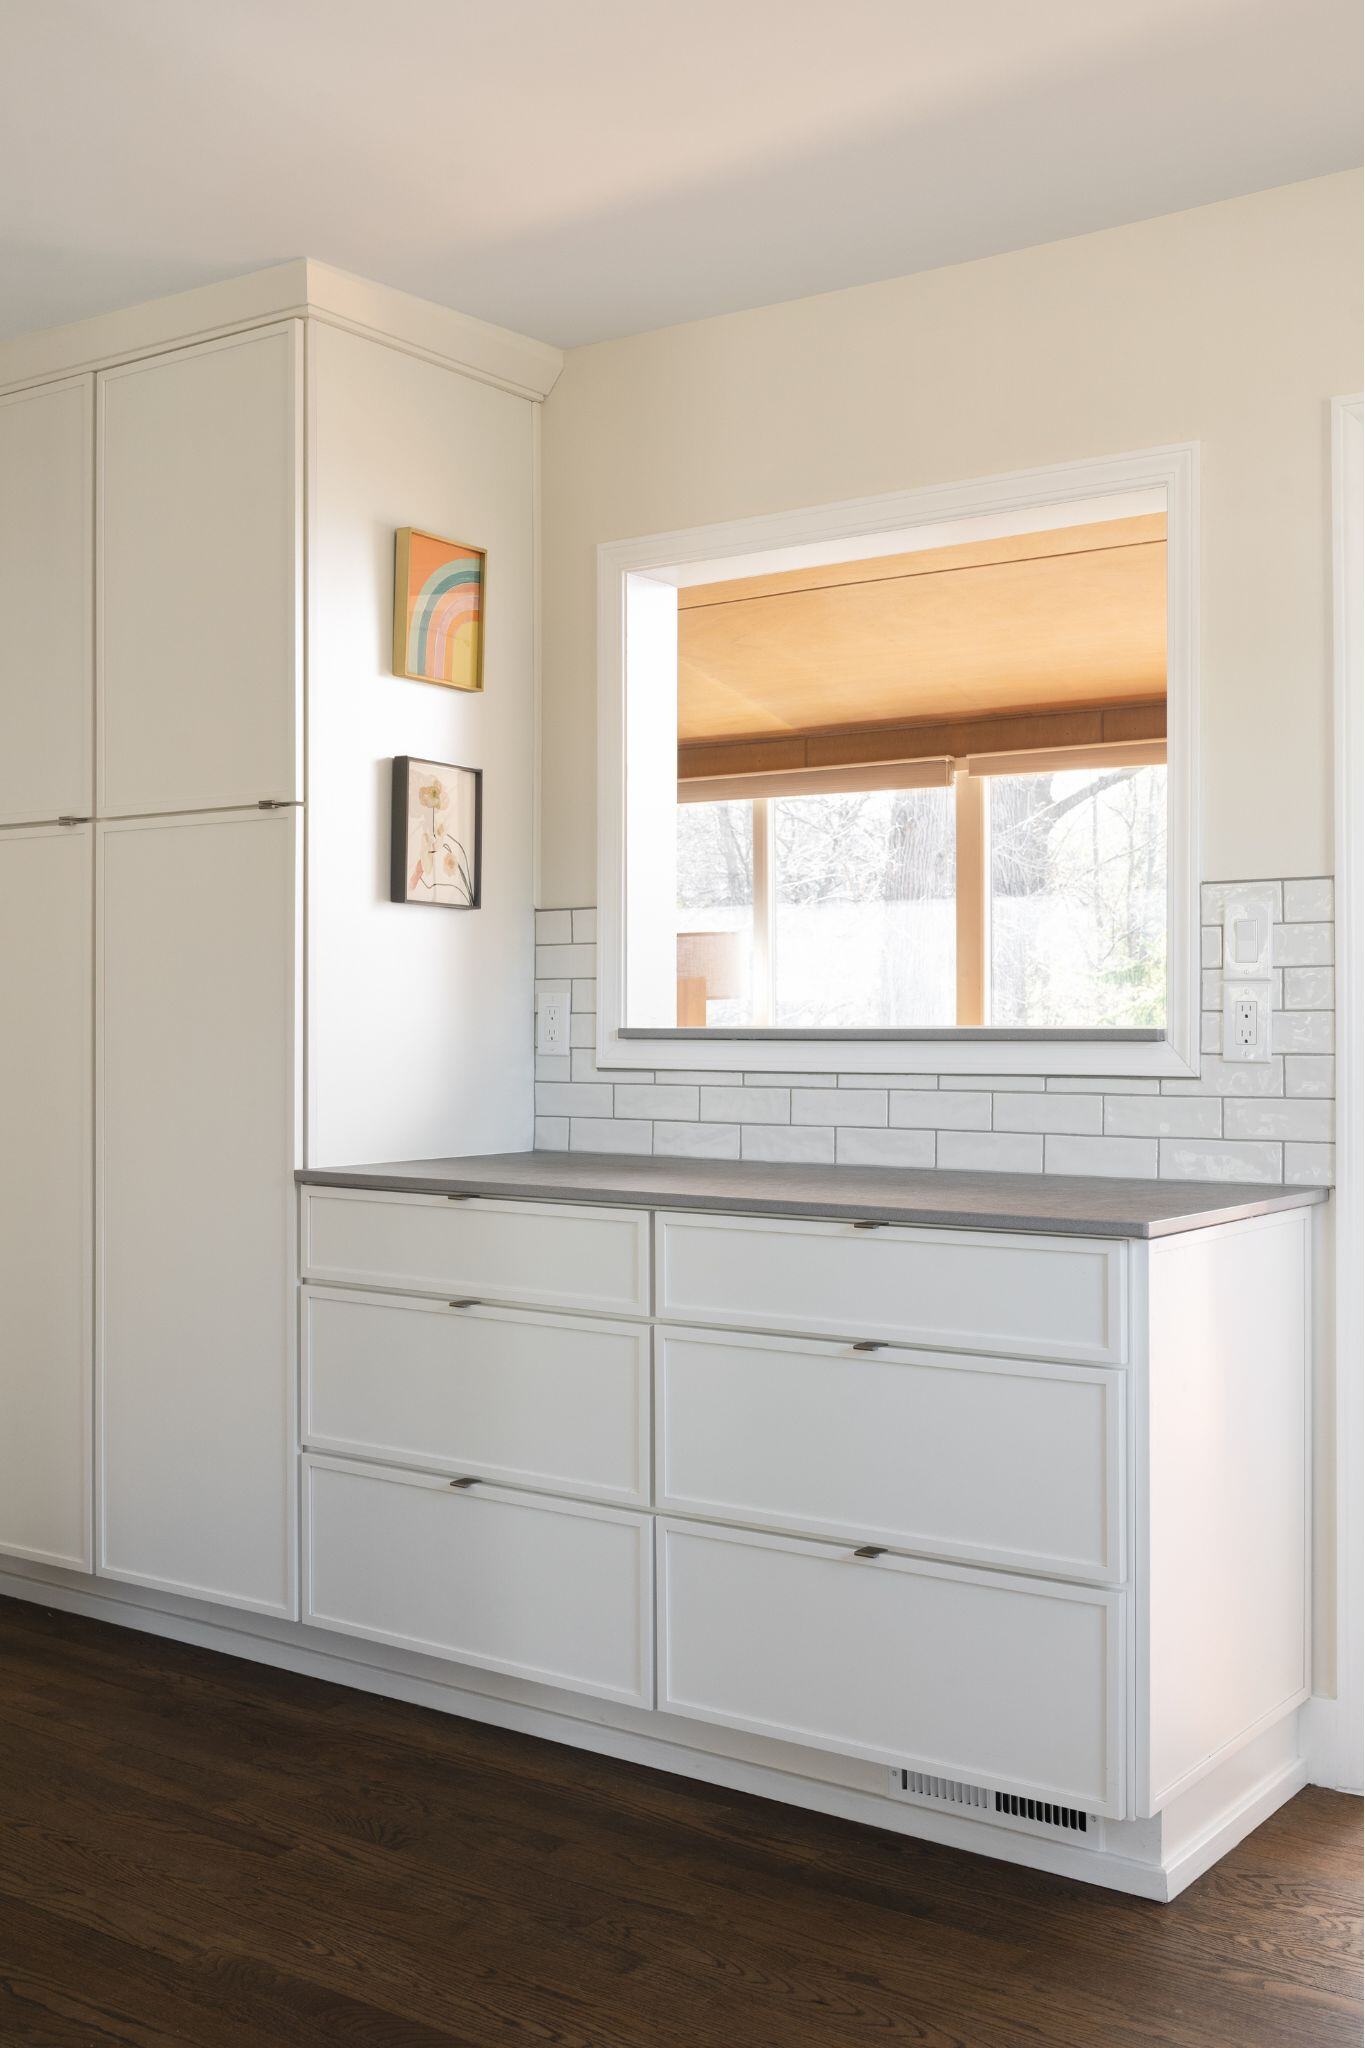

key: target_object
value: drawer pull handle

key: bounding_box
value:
[448,1476,479,1489]
[852,1219,886,1231]
[853,1545,887,1560]
[448,1299,481,1309]
[851,1341,886,1353]
[445,1193,472,1202]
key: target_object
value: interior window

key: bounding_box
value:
[662,505,1168,1032]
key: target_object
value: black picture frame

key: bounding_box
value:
[390,756,483,909]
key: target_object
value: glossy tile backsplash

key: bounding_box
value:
[533,883,1334,1184]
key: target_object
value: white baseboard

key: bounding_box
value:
[0,1563,1307,1904]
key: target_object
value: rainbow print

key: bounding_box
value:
[393,529,485,691]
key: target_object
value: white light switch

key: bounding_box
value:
[1221,889,1276,979]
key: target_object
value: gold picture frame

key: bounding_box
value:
[393,528,486,692]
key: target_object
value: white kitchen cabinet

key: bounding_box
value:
[656,1325,1123,1581]
[302,1188,650,1317]
[97,808,299,1616]
[656,1209,1127,1365]
[0,826,92,1568]
[303,1287,650,1504]
[657,1518,1124,1816]
[97,325,301,816]
[0,378,92,824]
[304,1454,654,1708]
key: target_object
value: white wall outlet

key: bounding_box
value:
[1221,888,1277,979]
[535,986,570,1054]
[1222,979,1271,1061]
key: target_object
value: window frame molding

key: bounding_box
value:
[596,444,1201,1079]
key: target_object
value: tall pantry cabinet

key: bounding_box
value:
[0,264,555,1622]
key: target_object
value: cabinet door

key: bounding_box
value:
[0,379,93,823]
[98,808,299,1615]
[0,826,92,1567]
[98,326,301,816]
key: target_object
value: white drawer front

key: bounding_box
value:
[304,1455,654,1708]
[303,1288,649,1504]
[656,1211,1126,1365]
[658,1520,1124,1816]
[658,1327,1122,1581]
[302,1189,650,1317]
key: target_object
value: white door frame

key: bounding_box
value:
[1316,395,1364,1793]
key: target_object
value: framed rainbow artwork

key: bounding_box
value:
[393,528,485,691]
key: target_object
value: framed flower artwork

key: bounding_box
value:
[393,529,485,691]
[390,756,482,909]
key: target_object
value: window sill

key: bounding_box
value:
[602,1024,1196,1080]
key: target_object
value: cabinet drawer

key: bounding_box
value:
[303,1288,649,1504]
[657,1327,1122,1581]
[658,1520,1124,1816]
[304,1455,653,1708]
[656,1211,1126,1365]
[302,1188,650,1317]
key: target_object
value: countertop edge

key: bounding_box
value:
[294,1162,1327,1239]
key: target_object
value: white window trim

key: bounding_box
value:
[596,444,1200,1078]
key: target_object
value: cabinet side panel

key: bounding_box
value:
[1143,1213,1309,1810]
[306,322,535,1165]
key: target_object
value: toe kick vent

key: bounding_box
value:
[890,1771,1092,1837]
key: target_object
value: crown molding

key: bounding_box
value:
[0,258,563,402]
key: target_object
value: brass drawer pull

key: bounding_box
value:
[852,1219,886,1231]
[853,1545,887,1560]
[851,1340,886,1353]
[448,1476,479,1489]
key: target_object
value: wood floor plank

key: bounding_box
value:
[0,1598,1357,2047]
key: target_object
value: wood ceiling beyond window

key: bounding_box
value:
[676,514,1167,747]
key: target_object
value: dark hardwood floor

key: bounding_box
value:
[0,1599,1357,2048]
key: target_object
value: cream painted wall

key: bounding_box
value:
[539,172,1362,907]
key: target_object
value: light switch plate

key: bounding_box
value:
[1221,888,1277,979]
[1222,979,1272,1061]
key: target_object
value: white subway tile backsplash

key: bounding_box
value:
[569,1118,652,1155]
[1272,922,1333,967]
[531,882,1333,1183]
[1283,878,1333,921]
[1103,1094,1222,1138]
[792,1088,887,1126]
[1202,880,1283,923]
[1282,966,1333,1009]
[995,1093,1102,1135]
[937,1130,1043,1173]
[535,943,598,978]
[535,1081,613,1118]
[740,1123,836,1163]
[1224,1097,1334,1142]
[654,1120,741,1159]
[892,1090,990,1129]
[1284,1142,1334,1185]
[1159,1139,1283,1183]
[701,1085,790,1123]
[1045,1135,1159,1178]
[614,1083,699,1120]
[1272,1010,1333,1054]
[834,1127,936,1168]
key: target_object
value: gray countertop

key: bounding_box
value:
[296,1151,1326,1239]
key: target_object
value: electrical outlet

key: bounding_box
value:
[1222,979,1271,1062]
[535,987,570,1054]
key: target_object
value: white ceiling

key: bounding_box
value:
[2,0,1359,349]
